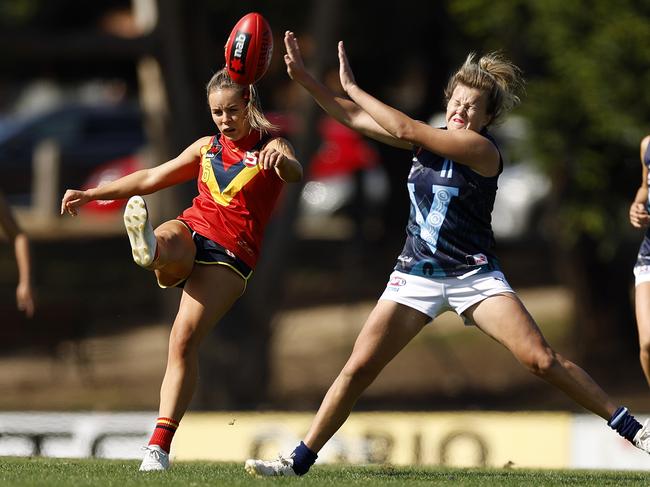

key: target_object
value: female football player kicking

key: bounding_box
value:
[61,68,302,471]
[243,31,650,477]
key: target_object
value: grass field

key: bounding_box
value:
[1,458,649,487]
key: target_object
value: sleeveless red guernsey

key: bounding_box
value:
[178,131,284,269]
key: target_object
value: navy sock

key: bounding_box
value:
[608,406,642,442]
[290,441,318,475]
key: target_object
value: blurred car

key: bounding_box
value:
[0,102,146,206]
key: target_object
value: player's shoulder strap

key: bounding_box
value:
[255,132,275,150]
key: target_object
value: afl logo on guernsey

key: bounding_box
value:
[206,145,222,158]
[243,151,259,168]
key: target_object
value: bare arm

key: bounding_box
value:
[284,31,409,150]
[0,193,35,317]
[630,135,650,229]
[61,136,210,216]
[337,42,499,176]
[14,233,33,316]
[259,137,303,182]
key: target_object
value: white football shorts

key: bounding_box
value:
[379,269,515,323]
[634,264,650,286]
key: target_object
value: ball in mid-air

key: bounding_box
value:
[224,12,273,85]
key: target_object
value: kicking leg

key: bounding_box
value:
[123,196,196,285]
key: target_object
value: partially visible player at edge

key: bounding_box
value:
[0,190,35,317]
[60,68,302,471]
[244,31,650,477]
[629,134,650,387]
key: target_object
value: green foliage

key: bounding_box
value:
[1,457,650,487]
[0,0,38,25]
[448,0,650,253]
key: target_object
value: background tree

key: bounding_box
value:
[448,0,650,377]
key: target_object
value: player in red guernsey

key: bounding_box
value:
[60,68,302,470]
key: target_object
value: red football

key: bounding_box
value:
[224,12,273,85]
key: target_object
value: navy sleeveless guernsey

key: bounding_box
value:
[395,130,503,278]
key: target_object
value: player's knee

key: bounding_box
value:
[155,229,174,251]
[156,228,192,260]
[169,326,200,361]
[341,359,380,388]
[522,348,557,377]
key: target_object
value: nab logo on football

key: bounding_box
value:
[224,12,273,85]
[230,31,251,74]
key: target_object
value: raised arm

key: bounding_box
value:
[284,31,409,150]
[337,42,499,176]
[61,136,210,216]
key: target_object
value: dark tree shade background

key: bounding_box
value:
[448,0,650,374]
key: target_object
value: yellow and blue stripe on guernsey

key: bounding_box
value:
[200,143,260,206]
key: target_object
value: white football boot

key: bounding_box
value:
[633,420,650,454]
[139,444,169,471]
[244,455,297,477]
[123,195,157,268]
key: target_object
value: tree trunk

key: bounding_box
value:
[559,233,639,383]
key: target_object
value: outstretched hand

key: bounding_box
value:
[60,189,91,216]
[284,31,309,83]
[338,41,357,94]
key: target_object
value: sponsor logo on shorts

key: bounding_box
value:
[635,265,650,275]
[388,276,406,287]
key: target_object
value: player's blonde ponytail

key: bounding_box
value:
[206,69,276,134]
[444,52,524,126]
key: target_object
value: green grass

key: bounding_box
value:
[0,458,648,487]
